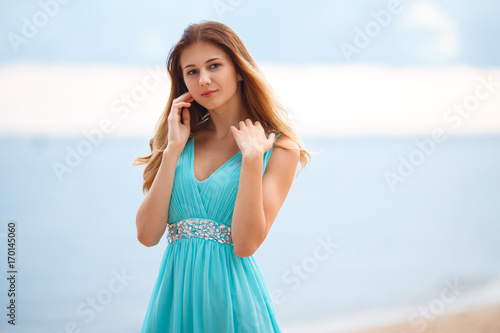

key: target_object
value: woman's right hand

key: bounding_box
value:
[166,91,194,152]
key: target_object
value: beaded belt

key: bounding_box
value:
[167,218,233,246]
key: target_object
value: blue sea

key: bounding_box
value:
[0,134,499,332]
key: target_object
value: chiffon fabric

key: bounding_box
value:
[140,133,282,333]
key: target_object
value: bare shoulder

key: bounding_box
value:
[275,134,300,151]
[266,135,300,174]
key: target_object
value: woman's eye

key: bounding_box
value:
[186,64,219,76]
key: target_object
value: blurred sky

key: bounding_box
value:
[1,0,499,138]
[1,0,499,68]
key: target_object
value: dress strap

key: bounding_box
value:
[266,131,281,141]
[263,132,280,174]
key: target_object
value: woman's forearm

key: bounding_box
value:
[231,151,266,257]
[136,146,182,247]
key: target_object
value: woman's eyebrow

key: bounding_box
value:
[183,57,223,70]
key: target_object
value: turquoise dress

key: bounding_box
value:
[141,133,282,333]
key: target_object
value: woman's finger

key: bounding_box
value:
[173,102,191,109]
[173,91,192,103]
[181,108,190,124]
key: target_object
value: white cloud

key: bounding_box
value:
[1,62,499,138]
[404,1,460,59]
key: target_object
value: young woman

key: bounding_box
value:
[133,20,310,332]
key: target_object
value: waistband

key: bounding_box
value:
[167,218,233,246]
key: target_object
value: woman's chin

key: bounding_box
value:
[199,100,221,111]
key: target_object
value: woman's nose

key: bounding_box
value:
[199,69,211,86]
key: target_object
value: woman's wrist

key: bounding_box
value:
[163,143,184,158]
[241,149,264,160]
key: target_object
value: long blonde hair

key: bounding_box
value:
[133,20,311,194]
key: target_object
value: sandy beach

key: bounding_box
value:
[349,305,500,333]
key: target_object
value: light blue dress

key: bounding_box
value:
[141,132,282,333]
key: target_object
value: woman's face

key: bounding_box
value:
[180,41,242,110]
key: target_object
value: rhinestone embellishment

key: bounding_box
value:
[167,218,233,245]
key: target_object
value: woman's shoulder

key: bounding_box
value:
[269,134,300,168]
[265,134,300,179]
[274,133,300,150]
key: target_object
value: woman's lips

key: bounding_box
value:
[201,90,217,98]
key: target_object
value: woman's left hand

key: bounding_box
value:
[230,119,276,157]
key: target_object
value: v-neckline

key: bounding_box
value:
[191,136,241,183]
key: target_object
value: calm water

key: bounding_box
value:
[0,135,499,332]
